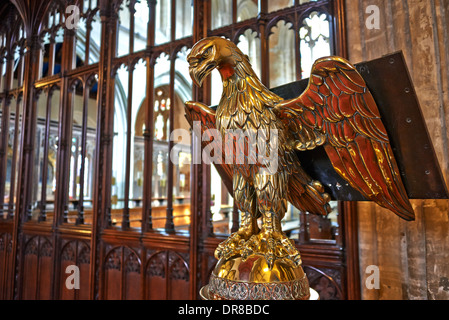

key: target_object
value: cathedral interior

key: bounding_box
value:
[0,0,448,300]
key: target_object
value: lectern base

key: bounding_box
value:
[200,285,319,300]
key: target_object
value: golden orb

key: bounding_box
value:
[201,254,310,300]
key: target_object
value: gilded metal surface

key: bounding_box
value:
[185,37,414,272]
[207,273,310,300]
[205,254,310,300]
[200,285,320,300]
[213,254,305,282]
[200,284,318,300]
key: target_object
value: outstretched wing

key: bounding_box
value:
[184,101,234,195]
[274,56,414,221]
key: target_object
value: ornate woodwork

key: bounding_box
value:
[0,0,357,300]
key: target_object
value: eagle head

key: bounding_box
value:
[188,36,244,87]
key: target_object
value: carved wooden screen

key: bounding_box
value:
[0,4,25,297]
[106,0,194,233]
[0,5,25,222]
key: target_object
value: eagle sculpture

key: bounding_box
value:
[184,36,414,269]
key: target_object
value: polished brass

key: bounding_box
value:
[214,254,305,282]
[185,37,414,299]
[204,254,310,300]
[200,281,319,300]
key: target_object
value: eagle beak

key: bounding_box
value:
[189,62,203,87]
[188,57,217,87]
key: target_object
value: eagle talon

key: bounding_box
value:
[274,233,303,267]
[214,231,248,260]
[265,237,277,270]
[215,244,237,261]
[214,244,226,260]
[241,247,253,261]
[266,253,275,270]
[241,234,258,260]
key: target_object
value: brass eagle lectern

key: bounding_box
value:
[184,37,416,300]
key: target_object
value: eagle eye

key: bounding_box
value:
[202,46,213,58]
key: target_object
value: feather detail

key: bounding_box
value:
[273,56,414,220]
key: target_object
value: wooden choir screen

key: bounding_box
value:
[0,0,356,300]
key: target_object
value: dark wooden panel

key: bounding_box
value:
[168,253,190,300]
[146,251,167,300]
[146,277,166,300]
[22,237,39,300]
[60,259,76,300]
[103,246,124,300]
[104,269,121,300]
[303,265,344,300]
[356,52,448,199]
[59,239,91,300]
[0,232,14,299]
[123,250,142,300]
[78,262,90,300]
[0,233,7,299]
[20,235,54,300]
[144,249,191,300]
[22,255,38,300]
[38,254,52,299]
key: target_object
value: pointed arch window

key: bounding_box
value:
[0,8,26,220]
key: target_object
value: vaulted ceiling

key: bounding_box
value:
[0,0,86,40]
[9,0,54,36]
